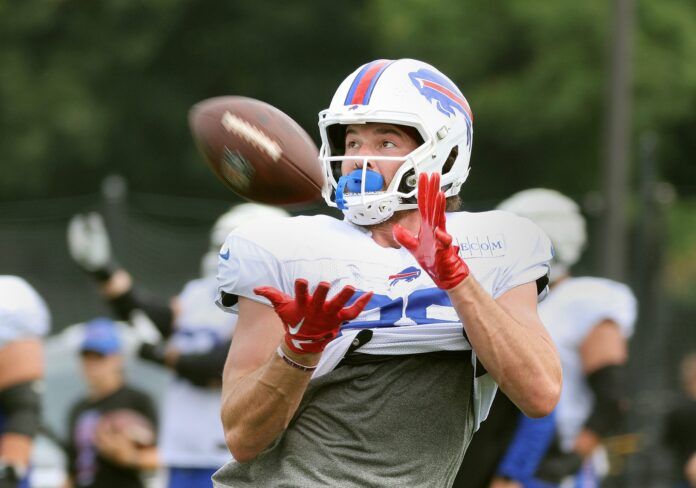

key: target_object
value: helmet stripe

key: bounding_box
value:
[344,59,393,106]
[421,80,473,122]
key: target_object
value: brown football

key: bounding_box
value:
[96,409,156,447]
[189,96,324,205]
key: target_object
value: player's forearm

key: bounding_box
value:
[221,345,318,462]
[0,433,32,467]
[99,269,132,299]
[572,428,601,458]
[132,446,159,471]
[100,270,175,337]
[448,277,561,417]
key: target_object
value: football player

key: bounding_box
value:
[64,317,159,488]
[67,203,288,488]
[458,189,637,488]
[213,58,562,487]
[0,276,50,488]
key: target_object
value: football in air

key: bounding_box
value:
[189,96,324,205]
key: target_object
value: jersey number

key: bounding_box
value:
[342,287,454,330]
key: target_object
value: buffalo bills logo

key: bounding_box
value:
[409,68,473,146]
[388,266,422,286]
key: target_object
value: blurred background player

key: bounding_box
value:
[0,276,50,488]
[64,317,158,488]
[662,352,696,488]
[456,188,638,488]
[66,203,288,488]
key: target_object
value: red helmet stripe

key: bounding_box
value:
[346,59,392,106]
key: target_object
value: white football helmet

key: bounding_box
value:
[497,189,587,281]
[201,203,289,277]
[319,58,474,225]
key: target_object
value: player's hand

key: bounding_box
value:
[393,172,469,290]
[489,477,523,488]
[67,212,114,281]
[94,423,138,468]
[254,279,373,354]
[573,428,601,458]
[684,452,696,486]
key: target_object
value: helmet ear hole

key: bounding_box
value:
[442,146,459,175]
[397,168,417,194]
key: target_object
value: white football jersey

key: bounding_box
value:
[160,276,235,468]
[539,277,637,451]
[0,275,50,347]
[217,211,552,426]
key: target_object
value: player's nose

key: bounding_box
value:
[352,157,375,170]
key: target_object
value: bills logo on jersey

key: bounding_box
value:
[388,266,421,287]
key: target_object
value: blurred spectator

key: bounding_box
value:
[67,204,288,488]
[456,189,637,488]
[64,318,158,488]
[663,353,696,488]
[0,276,50,488]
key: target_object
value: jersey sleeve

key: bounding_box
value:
[216,232,289,313]
[573,280,637,341]
[493,215,553,299]
[0,276,51,346]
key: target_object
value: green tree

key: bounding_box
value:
[366,0,696,201]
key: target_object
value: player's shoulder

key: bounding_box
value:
[226,214,347,255]
[552,276,638,336]
[235,213,341,235]
[558,276,635,303]
[0,275,50,338]
[0,275,36,297]
[447,210,550,258]
[449,209,545,235]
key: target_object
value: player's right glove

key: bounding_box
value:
[254,279,373,354]
[67,212,116,282]
[393,172,470,290]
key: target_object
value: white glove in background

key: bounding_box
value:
[67,212,113,272]
[129,309,163,349]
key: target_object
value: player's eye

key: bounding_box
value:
[382,140,397,149]
[345,140,360,151]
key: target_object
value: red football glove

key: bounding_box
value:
[393,172,470,290]
[254,279,373,354]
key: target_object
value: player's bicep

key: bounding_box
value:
[580,320,627,374]
[496,281,548,336]
[223,297,284,383]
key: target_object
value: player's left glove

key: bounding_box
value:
[254,279,373,354]
[67,212,116,282]
[393,172,470,290]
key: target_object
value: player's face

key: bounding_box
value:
[342,123,420,189]
[80,352,123,389]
